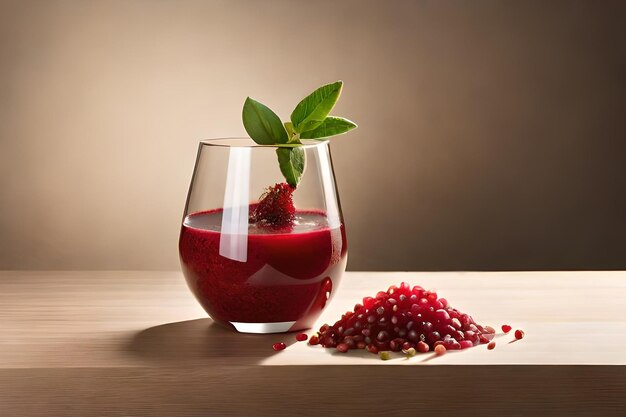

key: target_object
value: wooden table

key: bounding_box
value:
[1,271,625,416]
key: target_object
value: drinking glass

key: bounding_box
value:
[179,138,347,333]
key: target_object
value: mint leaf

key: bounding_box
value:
[290,81,343,134]
[276,147,305,187]
[241,81,357,187]
[242,97,288,145]
[300,116,357,139]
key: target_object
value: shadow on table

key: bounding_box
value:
[126,320,503,366]
[125,318,296,366]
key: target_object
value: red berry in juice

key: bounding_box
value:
[179,208,347,331]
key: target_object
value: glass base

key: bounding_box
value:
[230,321,296,334]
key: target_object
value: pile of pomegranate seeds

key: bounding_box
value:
[312,282,496,356]
[249,182,296,228]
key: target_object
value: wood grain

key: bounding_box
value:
[1,271,625,416]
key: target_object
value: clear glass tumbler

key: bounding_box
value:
[179,138,347,333]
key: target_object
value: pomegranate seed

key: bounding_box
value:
[402,341,412,351]
[417,341,429,353]
[296,333,308,342]
[434,309,450,322]
[379,351,392,360]
[343,336,355,348]
[336,343,349,353]
[357,341,366,349]
[427,331,441,344]
[367,344,379,354]
[434,345,446,356]
[272,342,286,351]
[404,347,417,357]
[308,335,319,345]
[484,325,496,334]
[389,339,403,352]
[447,340,461,350]
[410,304,420,314]
[487,341,496,350]
[376,341,390,351]
[441,324,456,336]
[459,340,473,349]
[515,329,525,340]
[502,324,512,333]
[420,322,434,333]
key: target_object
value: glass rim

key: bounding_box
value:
[199,137,330,149]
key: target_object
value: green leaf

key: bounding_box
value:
[290,81,343,134]
[284,121,301,143]
[276,147,305,187]
[284,122,295,139]
[300,116,357,139]
[242,97,288,144]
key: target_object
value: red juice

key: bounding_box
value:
[179,208,347,332]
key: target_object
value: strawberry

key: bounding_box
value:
[250,183,296,228]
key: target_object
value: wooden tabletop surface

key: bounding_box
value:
[1,270,625,416]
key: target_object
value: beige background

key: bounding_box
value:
[1,0,625,271]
